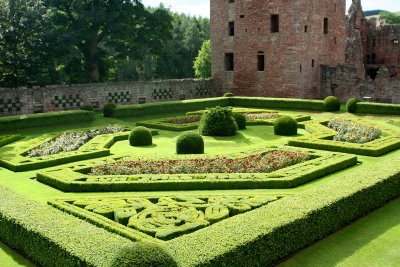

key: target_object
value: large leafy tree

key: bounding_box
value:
[47,0,172,83]
[193,40,211,78]
[0,0,52,87]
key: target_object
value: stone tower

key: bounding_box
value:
[211,0,346,98]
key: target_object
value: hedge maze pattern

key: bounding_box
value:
[290,118,400,156]
[37,147,357,192]
[0,97,22,113]
[54,95,81,108]
[50,195,282,241]
[107,91,130,104]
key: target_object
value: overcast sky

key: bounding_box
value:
[142,0,400,17]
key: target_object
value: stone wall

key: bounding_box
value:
[320,64,400,103]
[0,79,216,116]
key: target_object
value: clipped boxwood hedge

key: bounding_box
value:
[324,96,341,112]
[0,186,139,267]
[274,116,297,136]
[0,134,23,147]
[346,98,359,113]
[176,131,204,154]
[0,110,95,131]
[354,102,400,115]
[168,155,400,266]
[112,98,230,118]
[228,97,325,111]
[129,127,152,146]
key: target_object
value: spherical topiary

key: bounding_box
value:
[198,106,238,136]
[324,96,341,112]
[103,103,116,117]
[223,92,234,97]
[129,126,152,146]
[233,113,246,130]
[109,241,177,267]
[176,131,204,154]
[274,116,298,136]
[80,105,93,111]
[346,98,359,113]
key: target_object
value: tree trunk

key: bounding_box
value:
[88,38,100,82]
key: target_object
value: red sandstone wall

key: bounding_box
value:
[211,0,346,98]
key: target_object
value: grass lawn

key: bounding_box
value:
[1,105,400,266]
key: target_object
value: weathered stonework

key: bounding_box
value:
[0,79,216,116]
[211,0,346,98]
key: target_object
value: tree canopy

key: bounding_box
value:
[193,40,211,78]
[0,1,210,87]
[380,11,400,24]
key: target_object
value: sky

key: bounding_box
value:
[142,0,400,18]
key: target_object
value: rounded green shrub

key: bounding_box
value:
[274,116,298,136]
[80,105,93,111]
[103,103,116,117]
[176,131,204,154]
[223,92,234,97]
[129,126,152,146]
[324,96,341,112]
[110,241,177,267]
[233,113,246,130]
[198,106,238,136]
[346,98,359,113]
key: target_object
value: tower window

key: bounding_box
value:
[271,14,279,33]
[305,25,308,32]
[312,59,315,68]
[257,52,265,71]
[228,0,234,3]
[225,53,234,71]
[324,18,329,34]
[228,21,235,36]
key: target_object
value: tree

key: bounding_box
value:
[193,40,211,78]
[47,0,172,83]
[0,0,52,87]
[380,11,400,24]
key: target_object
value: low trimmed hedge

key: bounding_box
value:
[354,102,400,115]
[0,186,138,267]
[0,110,95,131]
[112,98,230,118]
[228,97,325,111]
[0,134,23,147]
[169,154,400,266]
[233,113,246,130]
[36,149,356,192]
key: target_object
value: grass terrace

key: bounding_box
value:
[1,96,400,266]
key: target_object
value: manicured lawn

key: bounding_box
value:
[1,103,400,266]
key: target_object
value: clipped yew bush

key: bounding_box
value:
[346,98,359,113]
[103,103,116,117]
[233,113,246,130]
[129,126,152,146]
[324,96,341,112]
[198,106,238,136]
[274,116,297,136]
[176,131,204,154]
[223,92,234,97]
[110,241,177,267]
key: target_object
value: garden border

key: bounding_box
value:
[36,147,357,192]
[288,118,400,156]
[0,127,158,172]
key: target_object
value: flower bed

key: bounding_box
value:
[166,115,201,124]
[91,150,311,176]
[244,112,281,120]
[28,124,124,157]
[327,118,381,144]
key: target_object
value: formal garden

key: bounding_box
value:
[1,95,400,266]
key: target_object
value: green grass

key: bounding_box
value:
[1,106,400,266]
[279,198,400,267]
